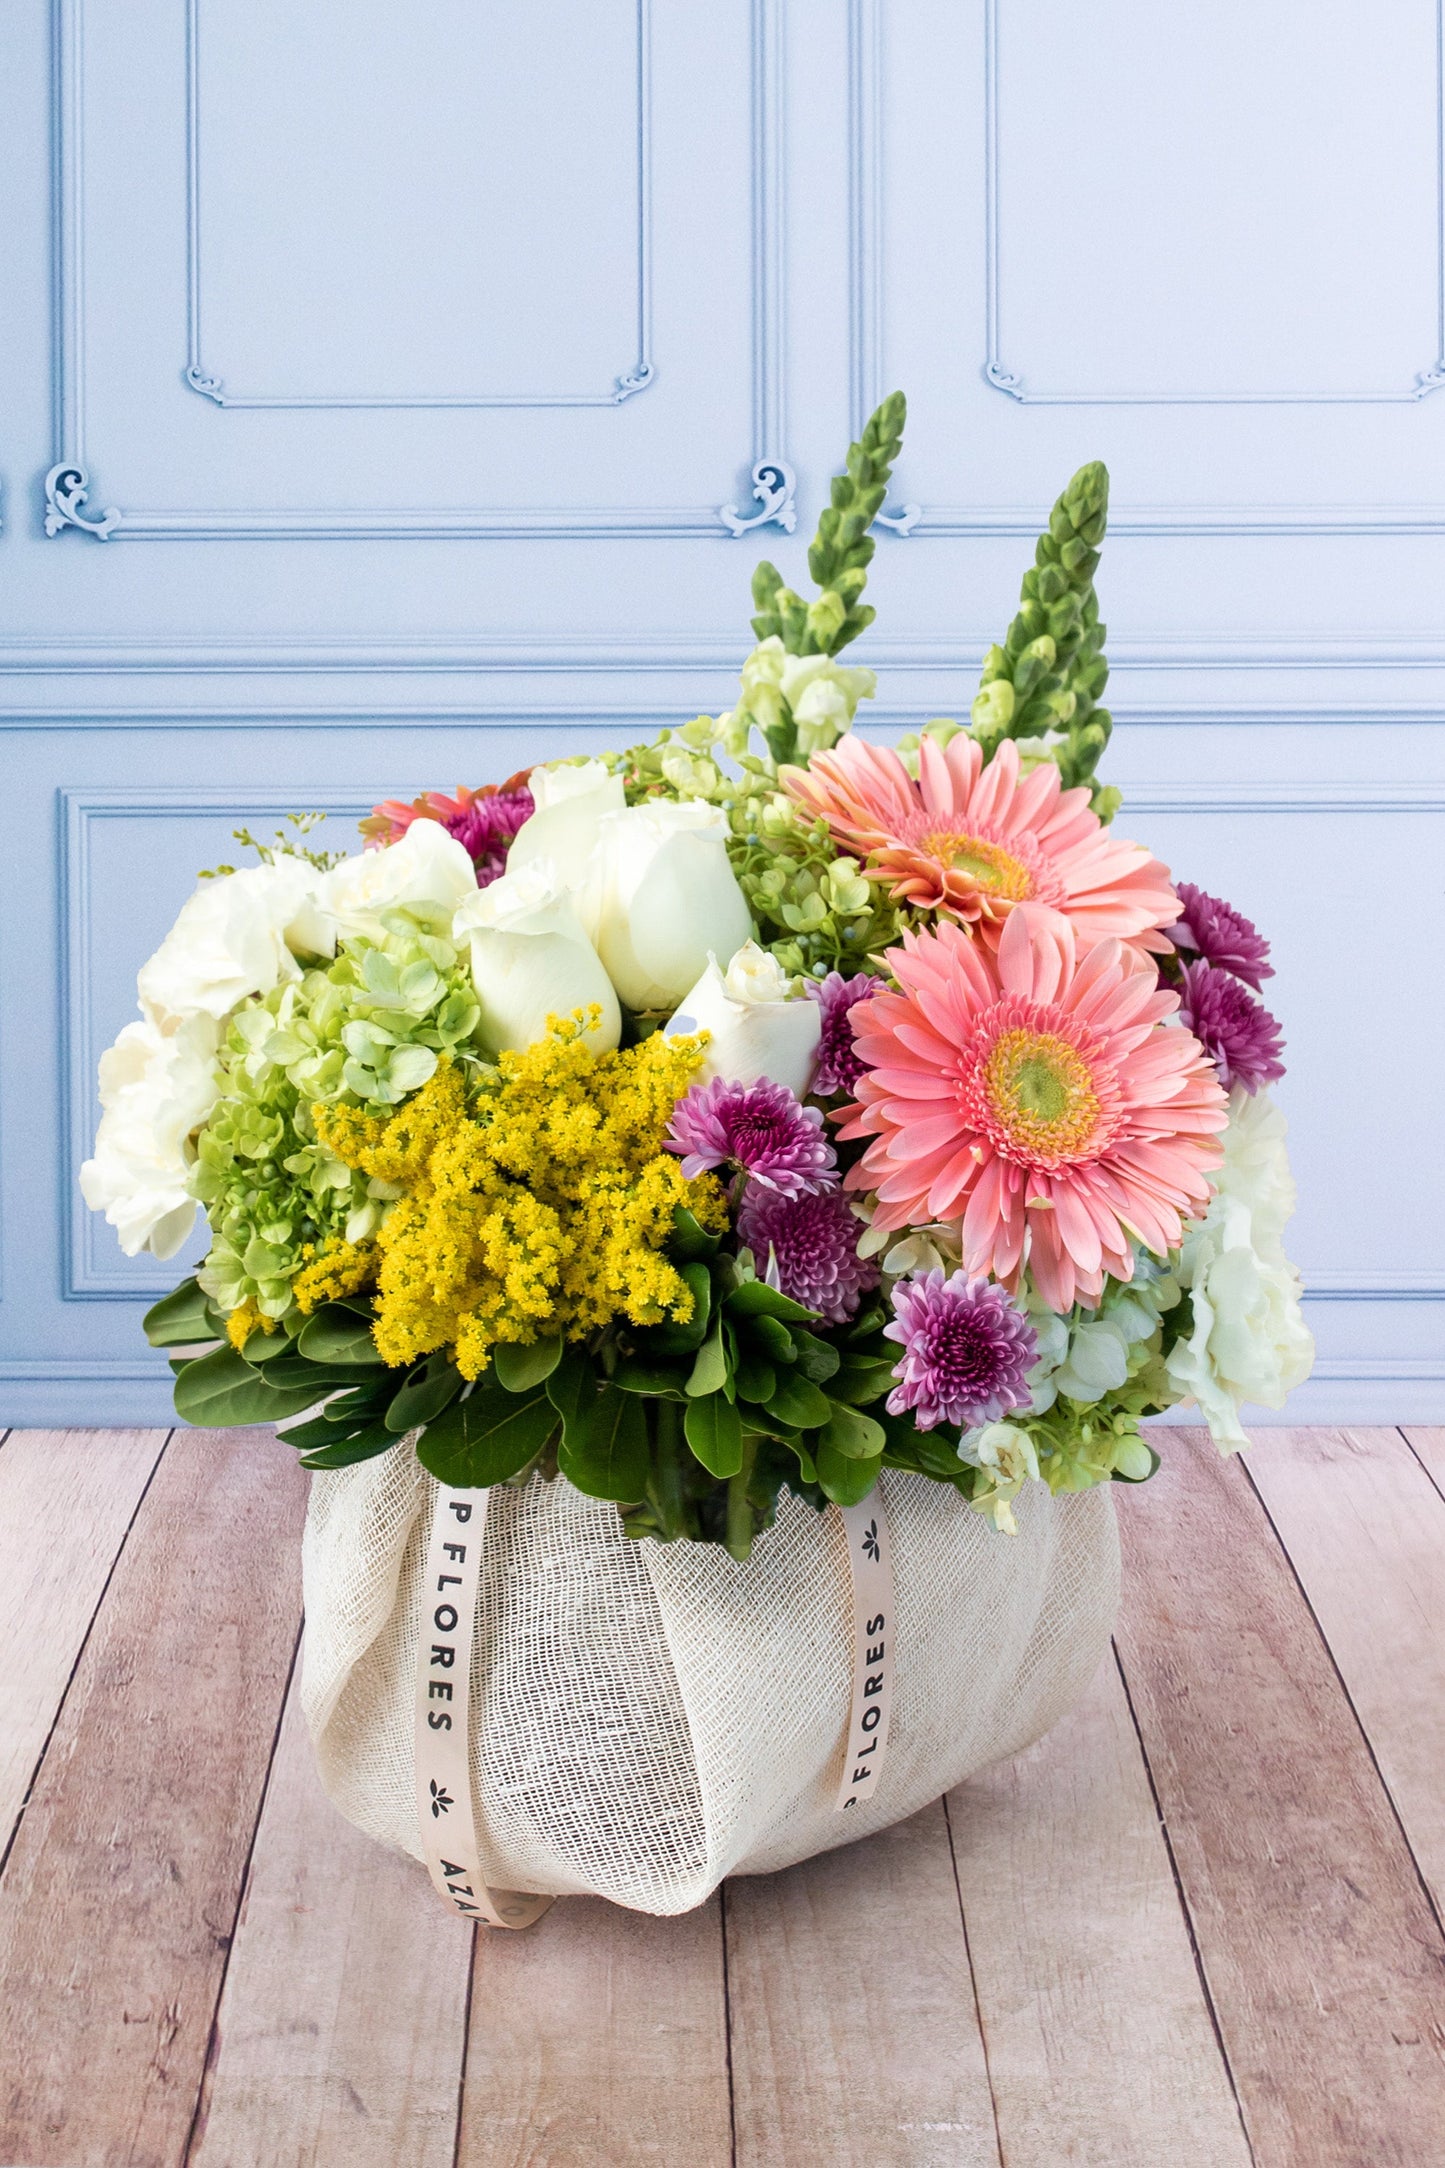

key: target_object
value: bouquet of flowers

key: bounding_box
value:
[82,397,1312,1915]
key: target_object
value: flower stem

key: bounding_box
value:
[725,1433,759,1562]
[650,1397,687,1542]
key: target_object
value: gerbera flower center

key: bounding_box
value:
[917,830,1035,901]
[981,1028,1102,1162]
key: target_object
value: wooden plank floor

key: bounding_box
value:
[0,1427,1441,2167]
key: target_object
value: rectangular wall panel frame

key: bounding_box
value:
[44,0,796,540]
[847,0,1445,535]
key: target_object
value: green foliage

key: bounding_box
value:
[201,812,343,878]
[751,391,908,663]
[417,1381,559,1489]
[969,460,1120,816]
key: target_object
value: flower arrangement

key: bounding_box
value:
[84,395,1312,1557]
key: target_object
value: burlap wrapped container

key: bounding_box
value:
[300,1438,1119,1915]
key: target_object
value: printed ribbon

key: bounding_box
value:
[833,1495,896,1812]
[415,1482,895,1914]
[413,1484,552,1929]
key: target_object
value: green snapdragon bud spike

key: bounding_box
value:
[971,459,1118,815]
[750,392,907,658]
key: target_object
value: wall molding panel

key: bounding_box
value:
[44,0,795,540]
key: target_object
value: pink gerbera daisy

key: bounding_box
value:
[781,735,1180,952]
[838,905,1228,1312]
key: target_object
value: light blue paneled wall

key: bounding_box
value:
[1,0,1440,1423]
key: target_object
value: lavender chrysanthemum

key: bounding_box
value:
[1177,960,1286,1093]
[667,1075,837,1197]
[1172,881,1273,990]
[736,1185,880,1325]
[884,1269,1038,1432]
[806,970,887,1096]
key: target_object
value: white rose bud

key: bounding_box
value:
[80,1013,221,1258]
[137,855,333,1027]
[320,818,478,944]
[505,759,626,875]
[665,941,820,1096]
[576,800,754,1013]
[453,858,620,1057]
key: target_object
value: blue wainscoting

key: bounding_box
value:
[0,0,1440,1423]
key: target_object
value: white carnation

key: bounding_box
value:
[1166,1086,1314,1451]
[138,856,333,1027]
[79,1014,221,1258]
[319,818,477,943]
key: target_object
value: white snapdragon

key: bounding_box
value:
[79,1014,221,1259]
[319,817,477,944]
[665,941,821,1096]
[576,800,754,1013]
[453,858,620,1057]
[959,1421,1041,1535]
[137,856,332,1027]
[779,653,878,755]
[1165,1087,1314,1452]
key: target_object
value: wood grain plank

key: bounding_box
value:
[725,1801,1001,2168]
[1116,1426,1445,2168]
[189,1659,473,2168]
[1404,1426,1445,1496]
[457,1890,732,2168]
[0,1425,306,2168]
[0,1426,168,1864]
[1249,1428,1445,1924]
[947,1654,1251,2168]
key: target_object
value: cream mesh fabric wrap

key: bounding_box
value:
[301,1439,1119,1915]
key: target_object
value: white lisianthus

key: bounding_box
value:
[138,856,332,1027]
[1165,1087,1314,1452]
[576,800,754,1013]
[779,653,877,755]
[453,857,620,1057]
[959,1421,1041,1536]
[79,1014,221,1258]
[505,759,626,875]
[320,817,477,943]
[665,941,820,1095]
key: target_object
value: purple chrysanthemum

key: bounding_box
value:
[806,970,887,1096]
[1177,960,1285,1094]
[883,1270,1038,1432]
[667,1076,837,1197]
[736,1185,880,1325]
[1172,881,1273,990]
[447,788,535,887]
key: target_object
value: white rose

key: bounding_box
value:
[453,858,620,1056]
[1166,1088,1314,1451]
[505,759,627,876]
[320,818,477,943]
[137,856,332,1027]
[664,940,820,1095]
[779,654,877,754]
[79,1014,221,1258]
[576,800,754,1013]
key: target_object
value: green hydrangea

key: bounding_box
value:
[191,906,484,1322]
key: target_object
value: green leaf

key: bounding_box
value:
[685,1316,729,1398]
[766,1372,833,1431]
[171,1345,326,1427]
[558,1384,649,1502]
[545,1346,596,1451]
[815,1441,884,1507]
[142,1278,216,1348]
[732,1353,777,1405]
[384,1354,462,1434]
[818,1404,887,1460]
[296,1426,398,1470]
[611,1356,687,1397]
[637,1262,712,1355]
[670,1203,721,1261]
[297,1304,381,1365]
[748,1313,797,1364]
[775,1432,819,1484]
[416,1386,556,1489]
[492,1335,563,1394]
[683,1393,744,1479]
[788,1330,841,1384]
[726,1280,818,1324]
[829,1352,898,1405]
